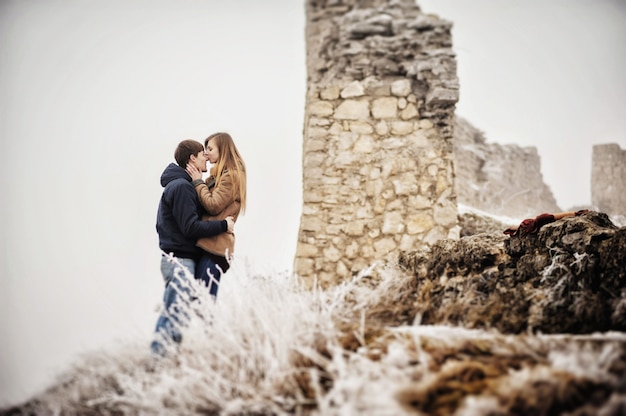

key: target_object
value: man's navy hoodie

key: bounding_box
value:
[156,163,227,260]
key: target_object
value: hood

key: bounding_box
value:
[160,163,190,187]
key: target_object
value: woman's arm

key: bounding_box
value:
[186,164,236,215]
[170,184,233,238]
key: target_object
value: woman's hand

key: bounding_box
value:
[225,216,235,234]
[186,163,203,181]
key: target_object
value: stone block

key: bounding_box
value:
[390,121,414,135]
[326,224,343,235]
[317,271,336,286]
[335,151,358,166]
[344,221,365,236]
[409,194,432,209]
[335,99,370,120]
[399,234,417,251]
[329,122,343,135]
[365,178,384,198]
[406,130,428,148]
[309,101,334,117]
[300,215,325,232]
[303,189,323,202]
[294,257,314,276]
[355,205,374,219]
[382,211,405,234]
[336,260,350,278]
[391,79,412,97]
[368,227,380,239]
[423,226,448,245]
[320,86,340,100]
[368,167,381,179]
[361,244,375,258]
[427,164,439,176]
[354,135,376,153]
[372,97,398,119]
[407,212,434,234]
[374,238,396,255]
[308,117,331,127]
[434,203,458,227]
[392,174,419,195]
[345,241,360,258]
[340,81,365,98]
[386,199,404,211]
[323,245,343,262]
[436,173,451,194]
[425,87,459,106]
[296,243,319,257]
[349,121,374,134]
[308,126,328,139]
[375,120,389,135]
[304,138,326,152]
[303,151,326,169]
[335,131,358,150]
[418,119,434,129]
[400,103,419,120]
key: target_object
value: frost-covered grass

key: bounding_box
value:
[8,259,626,415]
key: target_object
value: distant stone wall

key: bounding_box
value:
[295,0,459,286]
[454,117,561,219]
[592,143,626,216]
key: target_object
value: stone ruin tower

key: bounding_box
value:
[295,0,460,286]
[592,143,626,216]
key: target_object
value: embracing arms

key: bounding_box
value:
[166,182,234,238]
[186,164,238,215]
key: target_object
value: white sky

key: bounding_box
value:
[1,0,624,407]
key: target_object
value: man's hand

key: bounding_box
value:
[225,216,235,234]
[186,163,203,181]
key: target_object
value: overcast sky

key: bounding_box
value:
[1,0,624,406]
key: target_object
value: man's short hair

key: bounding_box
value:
[174,140,204,167]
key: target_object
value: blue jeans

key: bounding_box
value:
[150,255,196,356]
[195,254,228,300]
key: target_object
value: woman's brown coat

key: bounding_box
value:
[193,170,240,258]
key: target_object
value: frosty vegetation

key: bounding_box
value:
[7,238,626,415]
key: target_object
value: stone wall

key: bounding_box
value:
[454,116,561,219]
[592,143,626,216]
[295,0,460,286]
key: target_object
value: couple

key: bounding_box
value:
[151,132,246,356]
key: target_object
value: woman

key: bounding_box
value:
[186,132,246,299]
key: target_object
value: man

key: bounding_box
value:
[151,139,234,356]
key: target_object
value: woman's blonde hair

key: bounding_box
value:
[205,132,247,213]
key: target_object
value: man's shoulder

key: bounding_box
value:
[164,177,194,197]
[165,177,192,188]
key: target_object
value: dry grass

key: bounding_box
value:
[4,257,625,415]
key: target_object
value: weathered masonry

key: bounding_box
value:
[592,143,626,216]
[295,0,460,286]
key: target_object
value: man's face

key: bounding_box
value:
[205,138,220,164]
[190,150,208,172]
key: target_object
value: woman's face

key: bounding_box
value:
[205,138,220,164]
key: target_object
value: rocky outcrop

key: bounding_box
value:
[396,210,626,334]
[454,116,561,219]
